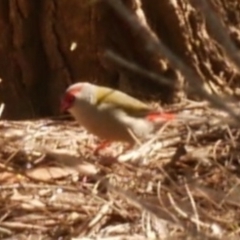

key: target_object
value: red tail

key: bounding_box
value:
[146,112,176,122]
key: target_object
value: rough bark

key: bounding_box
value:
[0,0,49,119]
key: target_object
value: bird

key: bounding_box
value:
[61,82,176,146]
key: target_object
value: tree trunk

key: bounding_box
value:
[0,0,239,119]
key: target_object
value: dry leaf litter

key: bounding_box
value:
[0,100,240,239]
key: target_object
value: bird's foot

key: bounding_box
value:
[93,140,112,156]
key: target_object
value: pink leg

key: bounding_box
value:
[93,140,112,155]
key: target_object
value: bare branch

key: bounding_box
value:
[103,50,177,89]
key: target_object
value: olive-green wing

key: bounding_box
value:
[95,86,152,116]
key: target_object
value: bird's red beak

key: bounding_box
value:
[60,92,75,113]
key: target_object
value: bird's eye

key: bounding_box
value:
[61,92,75,112]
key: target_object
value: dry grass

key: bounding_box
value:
[0,100,240,239]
